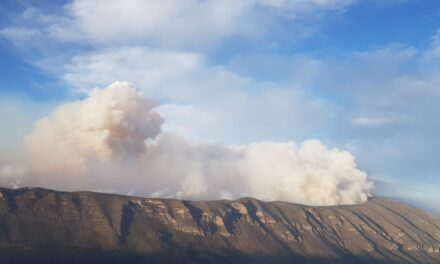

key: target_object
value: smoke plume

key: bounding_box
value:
[12,82,372,205]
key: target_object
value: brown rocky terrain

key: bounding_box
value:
[0,187,439,263]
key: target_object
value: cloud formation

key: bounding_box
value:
[58,46,333,144]
[15,82,373,205]
[1,0,356,48]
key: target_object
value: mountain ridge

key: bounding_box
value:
[0,187,439,263]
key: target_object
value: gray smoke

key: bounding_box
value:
[7,82,372,205]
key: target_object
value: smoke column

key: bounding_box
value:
[10,82,372,205]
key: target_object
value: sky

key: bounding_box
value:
[0,0,440,213]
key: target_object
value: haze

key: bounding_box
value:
[0,0,439,212]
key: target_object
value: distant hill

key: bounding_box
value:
[0,187,439,263]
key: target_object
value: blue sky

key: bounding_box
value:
[1,0,440,212]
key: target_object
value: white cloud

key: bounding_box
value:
[2,0,438,209]
[352,117,389,127]
[424,28,440,59]
[59,46,333,143]
[157,104,218,141]
[0,27,41,42]
[0,0,345,145]
[62,47,202,94]
[2,0,357,49]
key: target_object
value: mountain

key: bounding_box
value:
[0,187,439,263]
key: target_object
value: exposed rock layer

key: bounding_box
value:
[0,187,439,263]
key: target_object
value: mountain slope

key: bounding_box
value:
[0,187,439,263]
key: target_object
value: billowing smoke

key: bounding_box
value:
[13,82,372,205]
[26,83,163,174]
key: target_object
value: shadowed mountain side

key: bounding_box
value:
[0,187,439,263]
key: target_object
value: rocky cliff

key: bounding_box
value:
[0,187,439,263]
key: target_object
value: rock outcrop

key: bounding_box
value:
[0,187,439,263]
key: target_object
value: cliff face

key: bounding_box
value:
[0,187,439,263]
